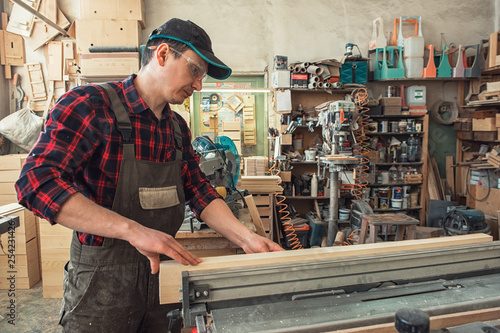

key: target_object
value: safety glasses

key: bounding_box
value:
[170,47,207,82]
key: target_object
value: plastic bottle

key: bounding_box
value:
[311,174,318,197]
[390,145,397,163]
[400,141,408,162]
[377,143,386,163]
[408,134,416,162]
[398,165,407,181]
[414,136,422,161]
[389,165,398,183]
[376,170,383,184]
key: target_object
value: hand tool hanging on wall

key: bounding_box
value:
[12,73,25,111]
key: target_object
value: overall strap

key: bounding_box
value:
[98,83,133,144]
[170,114,183,161]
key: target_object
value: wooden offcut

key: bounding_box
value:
[159,233,493,304]
[244,195,266,237]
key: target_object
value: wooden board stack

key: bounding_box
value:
[0,203,40,290]
[38,218,72,298]
[239,175,282,194]
[0,154,27,206]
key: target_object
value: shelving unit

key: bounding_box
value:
[366,114,429,225]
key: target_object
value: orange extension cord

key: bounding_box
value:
[270,161,303,250]
[351,87,371,201]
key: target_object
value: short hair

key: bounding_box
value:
[141,38,190,68]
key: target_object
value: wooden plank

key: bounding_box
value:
[332,307,500,333]
[3,30,25,66]
[46,41,62,81]
[159,233,493,304]
[244,195,266,238]
[6,0,41,37]
[26,3,70,51]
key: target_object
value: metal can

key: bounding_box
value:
[379,121,388,133]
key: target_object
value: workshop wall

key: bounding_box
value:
[1,0,499,169]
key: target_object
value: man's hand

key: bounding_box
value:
[238,232,285,254]
[128,224,201,274]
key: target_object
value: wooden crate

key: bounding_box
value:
[80,52,139,76]
[0,204,40,289]
[472,118,496,131]
[80,0,145,28]
[38,218,72,298]
[251,194,274,234]
[404,173,423,184]
[75,19,141,54]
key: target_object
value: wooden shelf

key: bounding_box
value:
[375,162,424,166]
[373,206,422,212]
[482,67,500,75]
[284,195,330,200]
[367,182,423,187]
[369,77,472,82]
[366,131,424,136]
[369,114,426,119]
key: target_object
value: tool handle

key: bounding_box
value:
[12,73,20,86]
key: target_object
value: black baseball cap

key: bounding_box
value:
[149,18,232,80]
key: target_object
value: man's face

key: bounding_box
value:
[161,46,208,104]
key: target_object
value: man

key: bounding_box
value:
[16,18,283,332]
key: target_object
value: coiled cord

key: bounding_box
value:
[270,161,303,249]
[351,87,371,200]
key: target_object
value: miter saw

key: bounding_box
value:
[180,135,245,231]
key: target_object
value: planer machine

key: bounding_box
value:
[176,239,500,332]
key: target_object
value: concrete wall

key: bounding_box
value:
[143,0,497,73]
[1,0,499,169]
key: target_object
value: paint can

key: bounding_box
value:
[379,187,390,199]
[339,209,350,221]
[392,187,403,199]
[391,198,403,209]
[379,197,389,209]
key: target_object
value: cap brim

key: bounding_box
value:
[149,34,232,80]
[194,47,232,80]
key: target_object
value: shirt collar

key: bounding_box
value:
[122,74,172,119]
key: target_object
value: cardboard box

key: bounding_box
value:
[80,52,139,76]
[290,73,308,89]
[496,113,500,128]
[279,171,292,182]
[272,70,291,89]
[473,117,496,131]
[281,134,292,145]
[75,20,141,54]
[81,0,145,28]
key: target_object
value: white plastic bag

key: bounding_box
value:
[0,107,43,151]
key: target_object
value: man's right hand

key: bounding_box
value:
[128,224,201,274]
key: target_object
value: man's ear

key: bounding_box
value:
[156,43,170,66]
